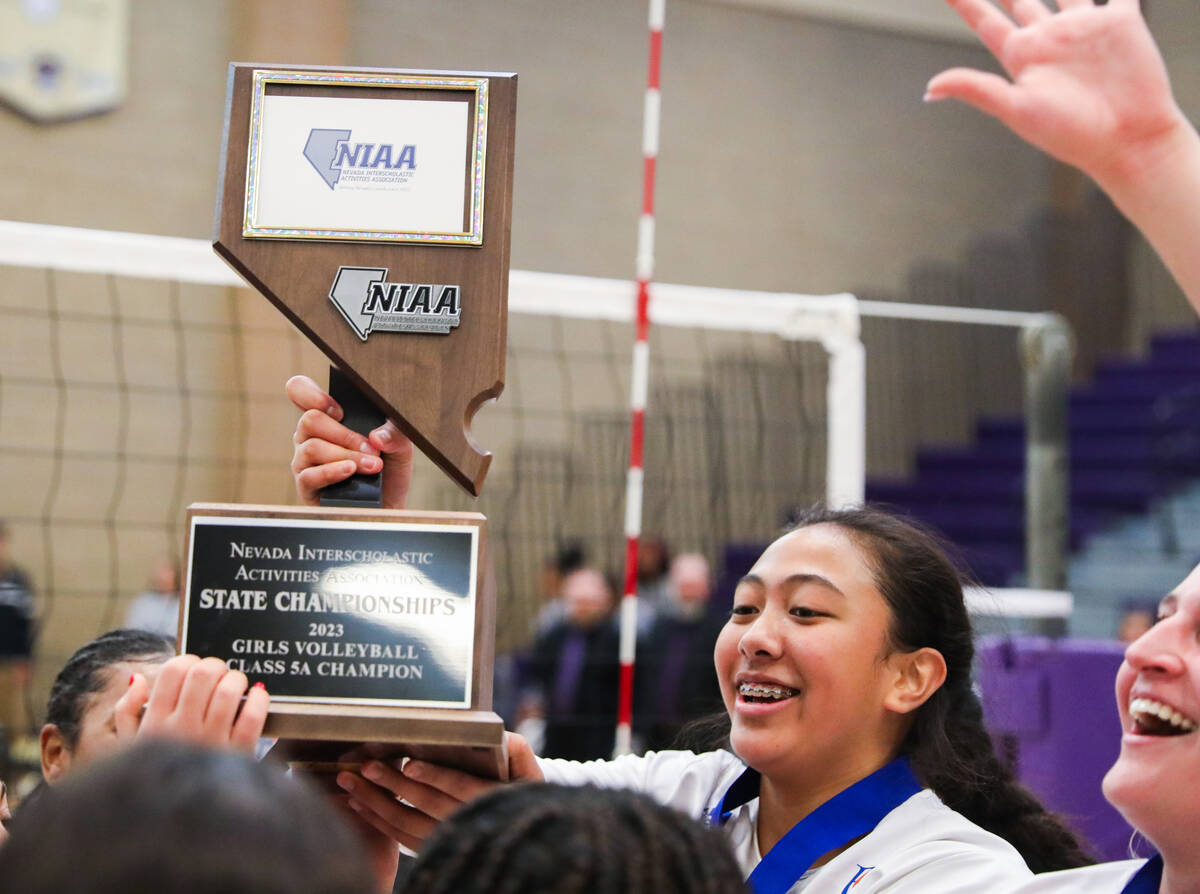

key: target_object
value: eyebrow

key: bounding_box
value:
[737,572,845,597]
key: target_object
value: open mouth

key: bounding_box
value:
[737,682,799,704]
[1130,697,1198,737]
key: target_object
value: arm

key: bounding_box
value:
[286,375,414,510]
[926,0,1200,314]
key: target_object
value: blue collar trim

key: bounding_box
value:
[708,757,922,894]
[1122,855,1163,894]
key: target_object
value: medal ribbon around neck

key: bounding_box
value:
[709,757,922,894]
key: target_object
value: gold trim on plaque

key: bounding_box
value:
[243,69,488,245]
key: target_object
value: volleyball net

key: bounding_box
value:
[0,219,865,708]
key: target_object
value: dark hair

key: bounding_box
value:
[405,783,747,894]
[0,741,374,894]
[552,541,587,576]
[44,628,174,747]
[787,505,1093,871]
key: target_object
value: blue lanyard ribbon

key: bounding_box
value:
[1121,855,1163,894]
[709,757,922,894]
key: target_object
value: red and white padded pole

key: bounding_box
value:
[615,0,664,757]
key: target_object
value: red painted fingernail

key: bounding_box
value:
[129,674,135,686]
[253,682,266,691]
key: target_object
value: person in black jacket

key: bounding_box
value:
[529,567,620,761]
[636,553,726,753]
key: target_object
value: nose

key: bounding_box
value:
[1124,617,1187,677]
[738,608,784,659]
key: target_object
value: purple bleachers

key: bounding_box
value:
[977,637,1134,861]
[862,328,1200,585]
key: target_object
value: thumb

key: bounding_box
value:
[368,420,411,456]
[505,732,544,783]
[925,68,1020,126]
[114,672,151,741]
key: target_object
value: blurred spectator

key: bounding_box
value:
[1116,599,1158,645]
[533,541,586,634]
[529,568,620,761]
[0,521,35,738]
[404,782,747,894]
[124,556,182,637]
[636,553,726,752]
[0,741,376,894]
[636,535,672,613]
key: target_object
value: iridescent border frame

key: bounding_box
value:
[243,69,488,245]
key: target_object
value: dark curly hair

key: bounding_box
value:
[405,783,747,894]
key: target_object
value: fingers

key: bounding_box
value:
[289,382,402,507]
[203,667,251,743]
[230,682,270,750]
[337,770,439,852]
[377,760,472,820]
[142,654,201,729]
[295,460,359,506]
[173,657,230,730]
[292,436,383,475]
[139,654,269,750]
[1010,0,1051,25]
[286,375,343,420]
[946,0,1017,62]
[347,800,427,856]
[293,406,378,453]
[401,759,499,812]
[114,671,151,741]
[924,68,1019,125]
[1056,0,1095,8]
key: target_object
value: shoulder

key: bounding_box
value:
[1006,860,1148,894]
[537,749,745,817]
[811,790,1034,893]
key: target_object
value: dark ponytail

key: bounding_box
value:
[789,505,1094,872]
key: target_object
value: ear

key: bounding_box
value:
[40,723,73,784]
[882,647,947,715]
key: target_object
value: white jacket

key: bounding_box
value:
[539,749,1034,893]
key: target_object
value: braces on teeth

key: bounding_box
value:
[738,683,796,700]
[1130,697,1199,733]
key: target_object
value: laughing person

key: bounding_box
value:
[287,375,1091,892]
[930,2,1200,890]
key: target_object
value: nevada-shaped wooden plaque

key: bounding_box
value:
[214,63,517,495]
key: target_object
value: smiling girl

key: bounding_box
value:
[1009,566,1200,894]
[286,378,1089,891]
[522,508,1092,892]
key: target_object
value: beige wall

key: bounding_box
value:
[0,0,1052,292]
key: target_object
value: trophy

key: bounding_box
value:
[181,63,517,777]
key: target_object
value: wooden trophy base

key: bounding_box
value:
[181,502,506,779]
[267,705,508,780]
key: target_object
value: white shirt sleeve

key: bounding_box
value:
[537,749,746,819]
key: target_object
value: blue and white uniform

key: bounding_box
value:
[540,749,1033,893]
